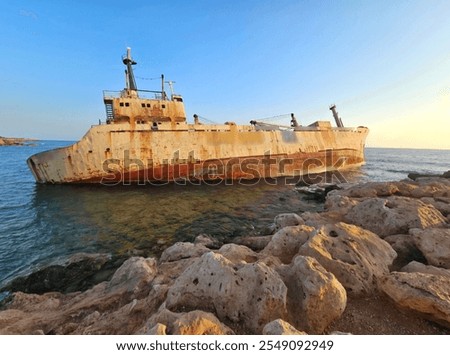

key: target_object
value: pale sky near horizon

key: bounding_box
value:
[1,0,449,149]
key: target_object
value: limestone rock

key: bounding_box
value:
[165,252,287,333]
[172,310,234,335]
[107,257,157,295]
[278,256,347,333]
[262,319,307,335]
[381,272,450,328]
[401,261,450,278]
[159,242,210,263]
[261,225,315,264]
[274,213,305,230]
[344,196,446,237]
[299,223,396,295]
[412,228,450,268]
[216,243,258,264]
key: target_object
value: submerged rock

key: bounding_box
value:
[1,253,125,294]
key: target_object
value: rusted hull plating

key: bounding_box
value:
[27,123,369,185]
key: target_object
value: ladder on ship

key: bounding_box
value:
[104,100,114,121]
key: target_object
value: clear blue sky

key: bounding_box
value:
[1,0,449,148]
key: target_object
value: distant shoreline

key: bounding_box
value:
[0,137,37,146]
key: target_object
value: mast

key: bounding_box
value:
[122,47,137,91]
[329,104,344,128]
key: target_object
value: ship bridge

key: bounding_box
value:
[103,48,186,125]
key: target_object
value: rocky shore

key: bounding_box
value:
[0,136,35,146]
[0,173,449,335]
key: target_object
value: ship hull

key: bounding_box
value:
[27,123,368,185]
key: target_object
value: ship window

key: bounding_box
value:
[146,104,151,107]
[162,104,166,108]
[120,102,124,107]
[125,102,130,107]
[141,103,145,108]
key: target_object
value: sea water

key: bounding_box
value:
[0,141,449,288]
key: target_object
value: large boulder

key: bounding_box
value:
[380,272,450,328]
[412,228,450,268]
[277,256,347,333]
[298,223,396,295]
[165,252,287,333]
[344,196,446,237]
[261,225,315,264]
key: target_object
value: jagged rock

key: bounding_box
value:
[107,257,157,295]
[159,242,210,263]
[262,319,307,335]
[261,225,315,264]
[381,272,450,328]
[274,213,305,230]
[344,196,446,237]
[298,223,396,295]
[384,234,426,269]
[401,261,450,278]
[172,310,234,335]
[165,252,287,333]
[412,228,450,269]
[232,235,272,251]
[277,256,346,333]
[216,244,258,264]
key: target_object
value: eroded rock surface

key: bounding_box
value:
[299,223,397,295]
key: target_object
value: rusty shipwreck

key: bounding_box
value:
[27,48,369,185]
